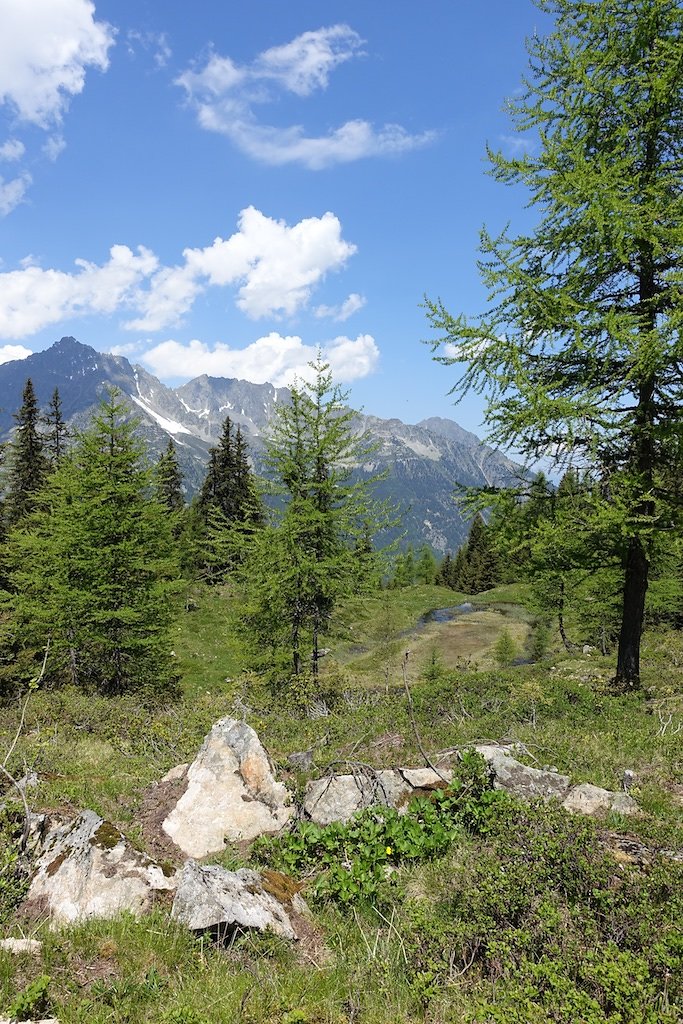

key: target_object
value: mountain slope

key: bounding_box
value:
[0,337,520,552]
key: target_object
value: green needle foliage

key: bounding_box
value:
[425,0,683,688]
[10,389,180,694]
[4,378,48,527]
[236,357,392,684]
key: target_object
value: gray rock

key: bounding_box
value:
[562,783,638,817]
[287,750,314,772]
[303,766,452,825]
[171,860,298,940]
[474,745,572,801]
[162,718,293,857]
[24,811,175,928]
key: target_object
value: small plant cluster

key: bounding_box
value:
[0,804,30,924]
[253,752,504,905]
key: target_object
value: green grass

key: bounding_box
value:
[1,582,682,1022]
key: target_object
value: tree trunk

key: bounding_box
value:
[557,579,574,653]
[615,536,649,689]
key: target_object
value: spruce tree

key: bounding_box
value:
[426,0,683,687]
[11,389,179,693]
[42,387,69,469]
[5,378,47,525]
[155,438,184,513]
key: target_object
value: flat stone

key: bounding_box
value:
[24,810,176,927]
[171,860,297,940]
[0,938,42,954]
[162,718,293,857]
[160,763,188,783]
[562,783,638,816]
[475,745,572,801]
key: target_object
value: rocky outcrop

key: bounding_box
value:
[475,745,638,816]
[303,746,639,825]
[24,811,175,927]
[475,745,573,801]
[562,783,638,816]
[303,766,451,825]
[171,860,303,941]
[162,718,293,858]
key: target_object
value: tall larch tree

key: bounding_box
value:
[426,0,683,688]
[42,387,69,470]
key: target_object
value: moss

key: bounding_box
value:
[260,869,304,903]
[91,821,124,851]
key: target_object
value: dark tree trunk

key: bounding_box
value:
[615,536,649,689]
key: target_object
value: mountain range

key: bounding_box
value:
[0,337,522,553]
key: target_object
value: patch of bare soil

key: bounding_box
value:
[135,774,188,867]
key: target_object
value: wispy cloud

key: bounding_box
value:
[0,172,31,216]
[0,138,25,162]
[176,26,434,169]
[314,292,366,322]
[0,206,357,336]
[126,29,172,70]
[139,332,379,386]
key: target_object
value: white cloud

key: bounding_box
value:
[126,30,172,70]
[43,135,66,162]
[0,207,357,336]
[0,343,31,364]
[0,172,31,216]
[176,26,433,169]
[140,332,379,387]
[0,244,158,336]
[314,292,366,321]
[0,138,25,162]
[0,0,115,127]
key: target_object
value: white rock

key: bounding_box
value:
[162,718,293,857]
[171,860,298,940]
[0,937,42,954]
[25,811,176,927]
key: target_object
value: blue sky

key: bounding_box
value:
[0,0,553,435]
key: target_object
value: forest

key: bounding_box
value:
[1,1,682,1021]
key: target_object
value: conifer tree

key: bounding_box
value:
[11,389,179,693]
[238,359,388,680]
[42,387,69,469]
[5,379,47,526]
[426,0,683,687]
[155,438,184,513]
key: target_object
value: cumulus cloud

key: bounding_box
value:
[0,207,357,337]
[0,343,31,364]
[0,172,31,216]
[0,244,158,336]
[176,26,434,169]
[0,0,115,127]
[0,138,25,162]
[140,331,379,387]
[314,292,366,322]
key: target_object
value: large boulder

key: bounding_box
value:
[475,745,572,801]
[24,811,175,927]
[162,718,293,858]
[171,860,302,940]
